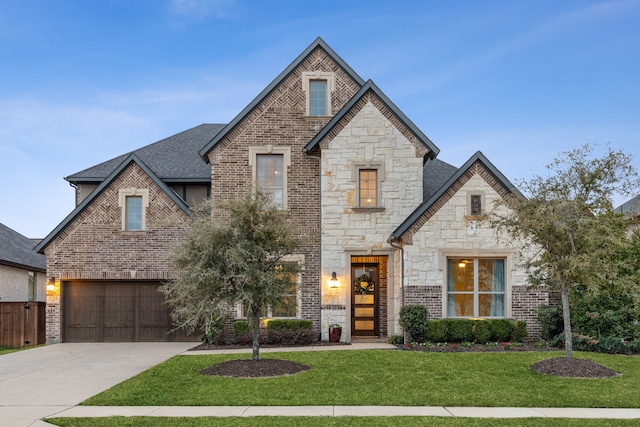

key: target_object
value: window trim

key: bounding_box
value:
[118,188,149,231]
[352,160,385,210]
[302,71,335,117]
[249,146,291,210]
[467,192,485,217]
[445,257,507,318]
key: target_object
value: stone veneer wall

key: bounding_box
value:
[318,98,427,340]
[401,168,548,340]
[44,162,191,342]
[206,46,361,333]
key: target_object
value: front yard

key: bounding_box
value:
[82,349,640,408]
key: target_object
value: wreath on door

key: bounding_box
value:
[355,273,375,295]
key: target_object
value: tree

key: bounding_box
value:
[490,143,640,358]
[160,187,302,361]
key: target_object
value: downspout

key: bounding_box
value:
[389,238,405,341]
[303,148,323,340]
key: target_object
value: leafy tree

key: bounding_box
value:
[490,143,640,358]
[161,188,302,361]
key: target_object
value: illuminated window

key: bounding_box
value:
[447,258,505,317]
[359,169,377,207]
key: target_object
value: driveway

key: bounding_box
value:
[0,342,194,426]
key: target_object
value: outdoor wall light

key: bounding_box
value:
[329,272,339,288]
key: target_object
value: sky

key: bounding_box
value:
[1,0,640,238]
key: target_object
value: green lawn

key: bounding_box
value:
[0,345,21,355]
[82,350,640,408]
[44,417,640,427]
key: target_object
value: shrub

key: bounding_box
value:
[537,304,563,341]
[233,320,251,335]
[489,319,514,342]
[267,319,313,331]
[513,320,528,342]
[425,320,448,342]
[399,305,429,342]
[265,319,315,345]
[472,320,492,343]
[448,319,474,342]
[597,336,626,354]
[626,340,640,354]
[387,335,403,345]
[201,315,227,344]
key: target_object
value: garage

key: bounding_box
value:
[63,281,195,342]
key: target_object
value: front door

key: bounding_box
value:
[351,264,379,336]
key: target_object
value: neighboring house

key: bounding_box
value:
[615,195,640,215]
[0,223,46,302]
[36,38,551,343]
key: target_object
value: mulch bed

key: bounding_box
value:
[531,357,619,378]
[201,359,310,378]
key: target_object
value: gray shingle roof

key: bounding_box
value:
[66,124,225,183]
[423,157,458,201]
[615,196,640,214]
[0,223,46,271]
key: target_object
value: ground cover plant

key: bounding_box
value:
[45,416,640,427]
[82,350,640,408]
[0,345,26,355]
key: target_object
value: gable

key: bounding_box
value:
[391,152,517,244]
[199,38,365,159]
[36,154,190,254]
[304,80,439,160]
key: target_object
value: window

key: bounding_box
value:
[309,80,327,116]
[271,269,297,318]
[359,169,377,207]
[256,154,284,207]
[470,195,482,215]
[28,272,35,301]
[352,161,385,209]
[118,188,149,231]
[249,146,291,210]
[447,258,505,317]
[126,196,143,230]
[302,71,335,116]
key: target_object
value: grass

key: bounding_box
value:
[44,417,640,427]
[82,350,640,408]
[0,345,21,355]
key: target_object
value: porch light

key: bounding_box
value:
[46,277,56,294]
[329,272,339,288]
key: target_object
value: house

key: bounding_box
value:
[0,223,46,302]
[36,38,551,343]
[615,195,640,215]
[0,223,47,347]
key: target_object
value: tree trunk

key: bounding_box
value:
[560,283,573,359]
[251,312,261,362]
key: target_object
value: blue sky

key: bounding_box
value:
[1,0,639,238]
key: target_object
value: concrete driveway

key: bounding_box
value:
[0,342,194,426]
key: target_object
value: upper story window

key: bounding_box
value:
[28,271,35,301]
[309,80,327,116]
[118,188,149,231]
[359,169,377,207]
[302,71,335,117]
[470,194,482,215]
[249,146,291,210]
[352,161,385,210]
[447,258,505,318]
[257,154,284,207]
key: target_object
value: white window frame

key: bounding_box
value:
[352,160,385,209]
[445,257,507,318]
[249,146,291,210]
[118,188,149,231]
[302,71,335,117]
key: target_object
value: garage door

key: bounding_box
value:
[63,281,196,342]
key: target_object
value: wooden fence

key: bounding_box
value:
[0,302,46,348]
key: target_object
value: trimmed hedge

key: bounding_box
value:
[422,319,527,343]
[266,319,315,345]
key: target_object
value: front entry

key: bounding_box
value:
[351,263,379,336]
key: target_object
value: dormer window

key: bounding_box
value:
[302,71,335,117]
